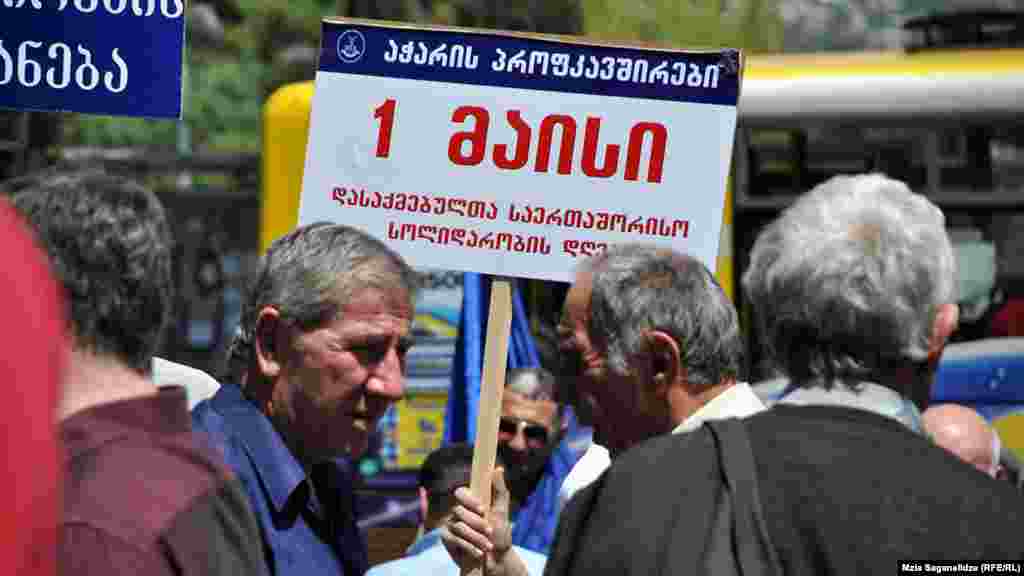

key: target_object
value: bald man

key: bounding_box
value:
[922,404,1001,478]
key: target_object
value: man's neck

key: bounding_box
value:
[667,378,736,431]
[59,349,157,420]
[241,369,324,473]
[845,363,933,411]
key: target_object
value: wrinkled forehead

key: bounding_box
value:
[501,391,557,430]
[329,285,415,334]
[331,257,415,304]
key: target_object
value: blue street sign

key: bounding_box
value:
[0,0,185,118]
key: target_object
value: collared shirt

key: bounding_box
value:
[192,383,368,576]
[557,443,611,515]
[754,379,925,434]
[151,357,220,410]
[557,382,766,512]
[59,386,268,576]
[364,529,547,576]
[670,381,767,434]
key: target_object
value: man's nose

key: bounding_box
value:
[366,346,405,400]
[507,427,528,452]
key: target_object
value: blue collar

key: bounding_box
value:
[209,383,308,514]
[407,529,444,556]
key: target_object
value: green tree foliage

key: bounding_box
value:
[64,55,267,152]
[582,0,783,53]
[442,0,584,34]
[63,115,177,149]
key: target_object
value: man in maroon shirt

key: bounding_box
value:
[6,170,268,576]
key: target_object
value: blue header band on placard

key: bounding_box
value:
[0,2,184,118]
[318,22,740,107]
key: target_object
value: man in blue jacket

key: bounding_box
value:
[193,222,419,576]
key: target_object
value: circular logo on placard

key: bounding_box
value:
[337,30,366,63]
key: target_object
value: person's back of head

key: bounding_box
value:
[7,169,173,374]
[419,443,478,529]
[6,172,271,576]
[742,173,958,404]
[923,403,1001,477]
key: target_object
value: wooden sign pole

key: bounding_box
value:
[466,278,513,576]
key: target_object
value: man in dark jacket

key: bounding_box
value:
[441,174,1024,575]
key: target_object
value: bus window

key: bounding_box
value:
[744,121,1024,201]
[992,125,1024,191]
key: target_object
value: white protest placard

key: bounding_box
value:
[299,19,742,282]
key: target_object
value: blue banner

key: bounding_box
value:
[0,0,185,118]
[442,273,588,553]
[318,20,741,107]
[443,273,542,443]
[509,411,587,554]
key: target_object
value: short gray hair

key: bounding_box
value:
[226,222,419,378]
[505,366,562,431]
[586,244,742,390]
[506,367,557,402]
[741,173,957,387]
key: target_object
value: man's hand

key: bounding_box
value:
[441,467,529,576]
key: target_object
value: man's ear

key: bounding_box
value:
[418,486,429,521]
[254,306,286,379]
[928,303,959,362]
[643,330,682,397]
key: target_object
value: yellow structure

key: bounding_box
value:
[716,182,734,301]
[393,391,449,470]
[261,81,315,253]
[738,48,1024,122]
[994,413,1024,463]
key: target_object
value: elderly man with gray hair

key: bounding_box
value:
[745,173,960,429]
[444,175,1024,576]
[192,222,419,576]
[441,244,766,575]
[714,173,1019,570]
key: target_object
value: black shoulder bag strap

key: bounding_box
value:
[702,418,783,576]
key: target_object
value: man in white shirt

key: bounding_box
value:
[556,443,609,514]
[554,245,764,512]
[443,245,765,572]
